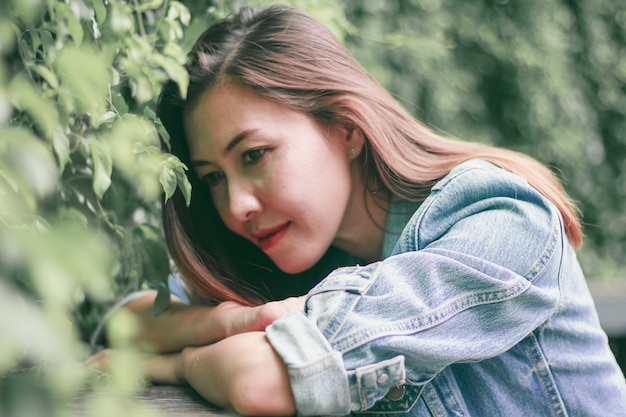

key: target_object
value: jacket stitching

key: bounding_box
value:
[333,278,530,353]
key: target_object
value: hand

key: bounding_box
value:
[179,332,296,416]
[214,295,306,338]
[84,348,184,385]
[123,292,306,353]
[88,293,306,410]
[86,331,297,415]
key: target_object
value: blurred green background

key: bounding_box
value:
[1,0,624,415]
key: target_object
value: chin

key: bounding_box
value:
[277,263,311,275]
[274,257,318,275]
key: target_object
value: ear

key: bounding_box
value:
[345,125,365,160]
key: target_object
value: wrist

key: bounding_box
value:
[175,349,189,384]
[185,304,221,345]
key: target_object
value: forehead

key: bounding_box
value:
[183,81,323,158]
[189,80,270,117]
[184,81,265,146]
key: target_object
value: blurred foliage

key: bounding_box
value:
[1,0,191,415]
[337,0,626,284]
[1,0,624,415]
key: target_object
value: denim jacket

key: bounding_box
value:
[265,159,626,416]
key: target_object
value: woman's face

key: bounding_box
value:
[184,81,362,274]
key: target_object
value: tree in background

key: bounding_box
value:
[337,0,626,284]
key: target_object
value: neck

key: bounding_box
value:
[333,185,390,263]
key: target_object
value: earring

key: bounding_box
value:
[348,148,356,156]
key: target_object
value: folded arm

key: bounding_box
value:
[123,291,304,352]
[89,295,304,415]
[176,332,296,416]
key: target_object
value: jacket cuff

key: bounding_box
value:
[266,310,351,416]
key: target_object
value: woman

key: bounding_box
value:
[101,4,626,416]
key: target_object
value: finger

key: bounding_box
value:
[282,295,306,311]
[142,353,184,385]
[84,349,108,368]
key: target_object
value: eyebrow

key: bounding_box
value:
[190,129,257,168]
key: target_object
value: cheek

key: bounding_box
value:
[211,192,234,228]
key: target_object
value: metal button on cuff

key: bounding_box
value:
[385,384,406,401]
[350,355,406,411]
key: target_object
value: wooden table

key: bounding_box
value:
[70,384,236,417]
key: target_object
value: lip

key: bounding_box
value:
[252,222,290,251]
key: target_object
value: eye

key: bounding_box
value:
[201,171,224,188]
[242,148,267,165]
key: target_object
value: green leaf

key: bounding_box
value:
[54,45,112,120]
[27,30,41,53]
[30,64,59,89]
[95,111,117,128]
[141,108,170,149]
[156,119,170,150]
[133,223,170,287]
[134,0,164,13]
[89,140,112,199]
[120,228,142,282]
[175,166,191,206]
[103,115,162,201]
[130,73,153,104]
[111,91,129,114]
[44,0,56,19]
[0,281,75,375]
[109,2,134,34]
[162,41,186,62]
[11,0,45,26]
[55,2,84,46]
[153,281,171,316]
[159,165,177,202]
[107,309,139,347]
[57,207,89,228]
[92,0,107,26]
[51,129,70,171]
[8,73,60,140]
[40,29,54,60]
[1,126,59,202]
[0,18,17,59]
[168,2,191,26]
[143,106,157,120]
[158,19,182,43]
[150,54,189,99]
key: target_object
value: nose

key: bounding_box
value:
[225,178,261,222]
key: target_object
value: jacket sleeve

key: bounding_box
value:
[265,161,565,415]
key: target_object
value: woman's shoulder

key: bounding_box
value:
[426,158,553,213]
[409,157,562,250]
[390,158,565,277]
[433,158,530,193]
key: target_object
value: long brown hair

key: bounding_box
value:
[157,4,582,305]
